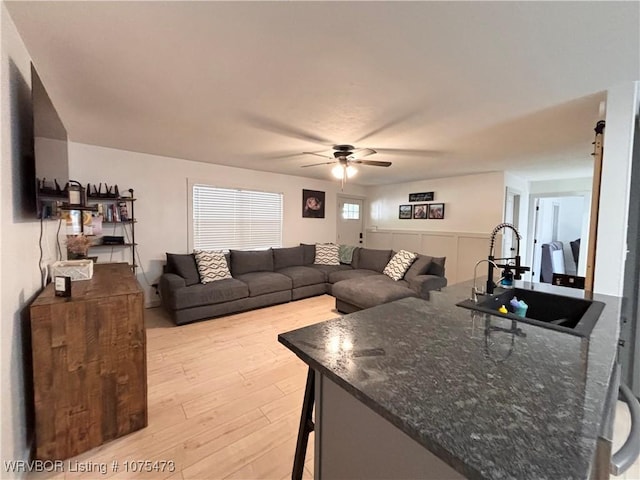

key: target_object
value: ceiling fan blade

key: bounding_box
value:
[352,160,392,167]
[302,151,332,159]
[374,148,442,157]
[243,113,333,145]
[301,161,337,168]
[351,148,377,159]
[354,109,424,143]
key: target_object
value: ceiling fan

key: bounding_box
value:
[301,145,391,187]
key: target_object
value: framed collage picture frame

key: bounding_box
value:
[428,203,445,219]
[399,205,412,219]
[412,204,427,219]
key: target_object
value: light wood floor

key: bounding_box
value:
[28,294,639,480]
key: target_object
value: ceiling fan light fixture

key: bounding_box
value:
[331,164,358,179]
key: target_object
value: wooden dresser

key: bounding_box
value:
[30,263,147,460]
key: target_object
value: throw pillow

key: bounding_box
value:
[194,250,232,283]
[166,253,201,286]
[314,243,340,265]
[383,250,418,281]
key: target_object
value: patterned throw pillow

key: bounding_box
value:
[383,250,418,281]
[314,243,340,265]
[194,250,232,283]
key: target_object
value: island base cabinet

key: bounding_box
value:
[315,372,465,480]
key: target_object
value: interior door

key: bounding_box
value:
[336,196,364,246]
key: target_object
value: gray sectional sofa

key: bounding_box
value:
[159,244,446,325]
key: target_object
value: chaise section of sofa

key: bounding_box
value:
[330,249,447,313]
[159,245,447,325]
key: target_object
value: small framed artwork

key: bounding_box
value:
[409,192,434,202]
[302,189,325,218]
[428,203,445,219]
[399,205,412,219]
[412,204,427,219]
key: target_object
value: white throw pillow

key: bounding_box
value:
[194,250,232,283]
[314,243,340,266]
[383,250,418,281]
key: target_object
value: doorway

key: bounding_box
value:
[530,194,590,284]
[503,187,522,262]
[336,195,364,246]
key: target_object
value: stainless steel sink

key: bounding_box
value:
[456,287,605,337]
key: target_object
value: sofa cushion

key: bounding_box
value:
[166,253,200,286]
[308,264,352,282]
[332,275,418,310]
[234,272,292,297]
[194,250,233,283]
[168,278,249,310]
[428,256,446,277]
[353,248,393,273]
[276,266,326,288]
[328,269,381,284]
[404,254,433,282]
[230,249,274,275]
[300,244,316,265]
[273,246,304,270]
[314,243,340,265]
[383,250,418,281]
[329,268,381,283]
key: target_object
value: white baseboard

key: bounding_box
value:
[145,299,161,308]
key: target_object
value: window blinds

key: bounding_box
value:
[192,185,283,251]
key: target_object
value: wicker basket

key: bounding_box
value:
[50,260,94,281]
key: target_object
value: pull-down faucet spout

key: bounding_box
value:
[486,223,529,294]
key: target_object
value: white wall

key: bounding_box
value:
[529,177,593,195]
[68,142,366,306]
[594,81,640,296]
[362,172,505,285]
[504,171,530,261]
[1,3,43,474]
[365,172,504,233]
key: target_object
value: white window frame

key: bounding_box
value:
[188,179,283,251]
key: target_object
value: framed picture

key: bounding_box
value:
[409,192,434,202]
[399,205,412,219]
[428,203,445,219]
[412,204,427,219]
[302,189,325,218]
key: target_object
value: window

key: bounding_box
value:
[192,185,283,250]
[342,203,360,220]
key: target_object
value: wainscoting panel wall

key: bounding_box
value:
[365,229,501,285]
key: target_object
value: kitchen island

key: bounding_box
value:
[278,281,620,479]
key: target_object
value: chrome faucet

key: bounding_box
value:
[486,223,530,294]
[472,259,499,302]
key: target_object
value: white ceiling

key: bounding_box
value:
[6,1,640,185]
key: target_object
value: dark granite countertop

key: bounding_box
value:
[278,280,621,480]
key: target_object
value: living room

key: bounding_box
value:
[2,1,640,479]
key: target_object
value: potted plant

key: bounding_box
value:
[66,234,93,260]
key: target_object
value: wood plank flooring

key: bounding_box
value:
[27,294,639,480]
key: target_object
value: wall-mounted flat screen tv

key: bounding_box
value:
[31,63,69,218]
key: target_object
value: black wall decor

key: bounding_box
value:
[409,192,434,202]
